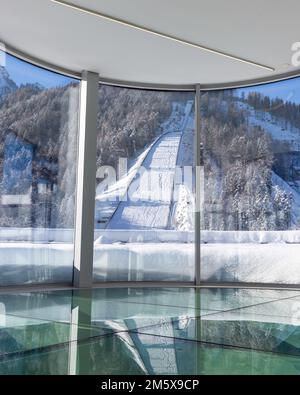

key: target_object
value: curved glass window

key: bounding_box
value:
[200,77,300,284]
[93,85,195,281]
[4,48,300,288]
[0,50,79,285]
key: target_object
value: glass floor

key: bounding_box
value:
[0,287,300,375]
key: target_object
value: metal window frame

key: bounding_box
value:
[4,42,300,91]
[2,43,300,290]
[1,281,300,293]
[195,84,201,285]
[73,71,99,288]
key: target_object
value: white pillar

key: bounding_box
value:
[73,71,99,288]
[195,84,201,285]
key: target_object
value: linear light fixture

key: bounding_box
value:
[51,0,275,72]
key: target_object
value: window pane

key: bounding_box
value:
[0,51,79,285]
[93,85,195,281]
[200,77,300,284]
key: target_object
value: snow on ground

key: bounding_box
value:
[95,229,193,244]
[201,243,300,284]
[201,230,300,244]
[171,184,194,231]
[237,101,300,149]
[107,131,181,230]
[0,242,73,285]
[102,101,194,231]
[272,171,300,227]
[95,102,192,229]
[176,113,194,166]
[3,227,300,245]
[0,227,74,243]
[93,243,194,281]
[95,145,153,226]
[170,106,195,231]
[1,238,299,285]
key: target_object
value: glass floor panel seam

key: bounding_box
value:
[1,287,300,375]
[128,330,300,359]
[4,290,300,325]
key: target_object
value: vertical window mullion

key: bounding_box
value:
[195,84,201,285]
[73,71,99,288]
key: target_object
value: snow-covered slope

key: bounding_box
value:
[272,171,300,227]
[170,108,195,231]
[107,130,182,230]
[235,99,300,226]
[95,101,194,232]
[201,242,300,284]
[95,145,153,227]
[107,101,194,230]
[95,102,187,229]
[237,101,300,149]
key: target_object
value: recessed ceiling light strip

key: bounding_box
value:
[50,0,274,72]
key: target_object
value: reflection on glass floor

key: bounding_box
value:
[0,287,300,374]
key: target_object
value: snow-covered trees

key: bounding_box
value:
[0,82,80,228]
[0,82,180,229]
[272,185,292,229]
[247,91,300,130]
[96,85,178,171]
[0,66,17,97]
[201,91,293,231]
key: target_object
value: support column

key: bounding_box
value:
[68,289,93,375]
[195,84,201,286]
[73,71,99,288]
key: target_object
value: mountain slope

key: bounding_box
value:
[0,67,17,97]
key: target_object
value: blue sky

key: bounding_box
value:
[1,50,77,89]
[236,77,300,104]
[1,50,300,102]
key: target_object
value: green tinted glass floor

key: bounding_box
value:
[0,287,300,375]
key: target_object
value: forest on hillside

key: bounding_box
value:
[96,85,191,171]
[245,91,300,130]
[0,80,180,228]
[0,82,79,228]
[1,69,296,232]
[201,90,293,231]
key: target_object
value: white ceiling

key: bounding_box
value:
[0,0,300,85]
